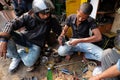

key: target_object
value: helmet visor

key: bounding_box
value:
[39,8,51,14]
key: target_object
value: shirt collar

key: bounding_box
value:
[72,15,77,24]
[72,14,88,25]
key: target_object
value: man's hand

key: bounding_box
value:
[58,36,64,45]
[0,42,7,58]
[69,39,79,46]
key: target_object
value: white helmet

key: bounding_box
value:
[32,0,55,14]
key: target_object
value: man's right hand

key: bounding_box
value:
[0,42,7,58]
[58,36,64,45]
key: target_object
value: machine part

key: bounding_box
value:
[87,61,97,71]
[87,61,97,66]
[44,51,51,56]
[44,47,53,56]
[61,68,73,75]
[52,52,62,63]
[40,56,48,65]
[82,67,88,73]
[20,76,38,80]
[32,76,38,80]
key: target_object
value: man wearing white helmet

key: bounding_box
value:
[0,0,62,73]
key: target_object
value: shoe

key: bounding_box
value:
[17,48,25,53]
[9,58,21,73]
[92,66,102,76]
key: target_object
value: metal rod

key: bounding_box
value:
[54,61,82,68]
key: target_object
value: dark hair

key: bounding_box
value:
[79,2,93,15]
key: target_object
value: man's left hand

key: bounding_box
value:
[69,39,79,46]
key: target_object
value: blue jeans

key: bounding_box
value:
[12,0,26,11]
[58,40,103,61]
[6,32,41,67]
[12,0,32,16]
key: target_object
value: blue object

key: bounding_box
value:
[61,68,72,75]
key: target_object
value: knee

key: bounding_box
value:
[58,49,66,56]
[58,46,67,56]
[22,56,39,67]
[24,62,33,67]
[22,58,35,67]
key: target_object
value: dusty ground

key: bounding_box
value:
[0,52,94,80]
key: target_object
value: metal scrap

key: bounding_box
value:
[54,61,82,68]
[20,76,38,80]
